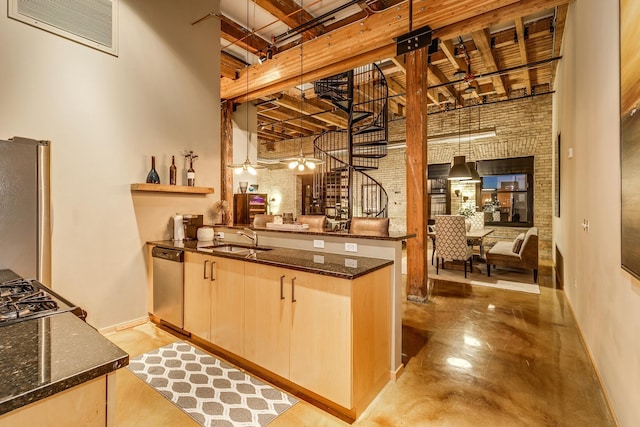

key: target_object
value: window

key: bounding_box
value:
[477,157,534,227]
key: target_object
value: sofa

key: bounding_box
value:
[486,227,538,282]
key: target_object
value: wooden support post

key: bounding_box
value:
[221,100,234,225]
[405,49,430,303]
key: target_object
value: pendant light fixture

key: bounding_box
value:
[280,0,323,172]
[447,81,472,180]
[227,0,266,176]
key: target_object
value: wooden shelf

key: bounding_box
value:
[130,183,214,194]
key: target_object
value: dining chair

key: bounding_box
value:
[467,210,485,256]
[252,214,274,228]
[434,215,474,278]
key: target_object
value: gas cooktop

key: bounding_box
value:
[0,278,80,326]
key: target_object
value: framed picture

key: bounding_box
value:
[620,0,640,278]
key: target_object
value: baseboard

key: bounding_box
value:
[563,295,619,425]
[390,363,404,381]
[99,316,149,335]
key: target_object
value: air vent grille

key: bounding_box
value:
[9,0,118,55]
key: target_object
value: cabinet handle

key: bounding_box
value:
[210,261,216,282]
[291,277,297,303]
[280,275,285,300]
[203,260,209,279]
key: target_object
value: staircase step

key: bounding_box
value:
[353,125,386,135]
[353,153,387,159]
[352,140,388,147]
[332,100,350,112]
[351,110,372,124]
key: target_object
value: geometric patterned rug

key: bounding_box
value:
[128,342,298,427]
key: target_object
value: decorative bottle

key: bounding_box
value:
[187,157,195,186]
[146,156,160,184]
[169,155,177,185]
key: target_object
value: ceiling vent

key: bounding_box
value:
[9,0,118,56]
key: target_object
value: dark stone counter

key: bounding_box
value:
[210,224,414,241]
[0,270,129,416]
[151,240,394,279]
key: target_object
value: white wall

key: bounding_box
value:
[0,0,221,330]
[553,1,640,425]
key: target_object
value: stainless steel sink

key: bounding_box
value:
[199,244,271,256]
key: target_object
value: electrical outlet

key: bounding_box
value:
[345,242,358,252]
[345,258,358,268]
[313,239,325,249]
[215,232,224,239]
[313,255,325,264]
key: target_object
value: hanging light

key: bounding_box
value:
[447,81,471,180]
[280,0,323,172]
[227,0,266,176]
[462,103,482,183]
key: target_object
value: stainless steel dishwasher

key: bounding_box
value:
[152,246,184,331]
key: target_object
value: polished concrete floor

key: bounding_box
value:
[106,264,616,426]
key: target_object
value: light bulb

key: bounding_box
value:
[307,161,316,170]
[234,167,243,175]
[248,166,257,175]
[298,163,305,171]
[288,160,298,169]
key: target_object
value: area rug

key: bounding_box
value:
[402,256,540,294]
[128,342,298,427]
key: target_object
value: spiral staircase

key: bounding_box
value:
[312,64,389,225]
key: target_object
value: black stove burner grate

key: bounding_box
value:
[0,278,77,326]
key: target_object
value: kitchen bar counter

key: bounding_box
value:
[150,240,393,279]
[212,223,414,241]
[0,269,129,417]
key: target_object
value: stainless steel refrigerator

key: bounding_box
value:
[0,137,51,283]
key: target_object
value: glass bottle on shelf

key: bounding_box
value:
[146,156,160,184]
[187,157,195,186]
[169,155,177,185]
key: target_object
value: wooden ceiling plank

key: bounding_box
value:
[274,94,348,128]
[222,0,570,101]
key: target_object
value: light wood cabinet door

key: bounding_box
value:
[210,256,245,357]
[244,263,291,379]
[184,251,212,341]
[289,271,352,408]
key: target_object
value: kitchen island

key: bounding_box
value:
[0,269,129,427]
[148,231,408,421]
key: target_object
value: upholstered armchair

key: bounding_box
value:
[349,217,390,236]
[297,215,327,232]
[434,215,474,278]
[486,227,539,282]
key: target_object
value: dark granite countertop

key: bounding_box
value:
[209,224,414,241]
[0,270,129,416]
[150,241,394,279]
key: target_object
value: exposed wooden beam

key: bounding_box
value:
[220,14,270,55]
[471,28,508,97]
[224,0,570,102]
[514,17,532,95]
[221,51,246,80]
[405,47,429,302]
[255,0,323,40]
[258,107,324,134]
[441,39,468,73]
[221,101,234,225]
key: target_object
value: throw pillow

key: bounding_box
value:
[512,232,525,253]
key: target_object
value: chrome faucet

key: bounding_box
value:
[237,228,258,247]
